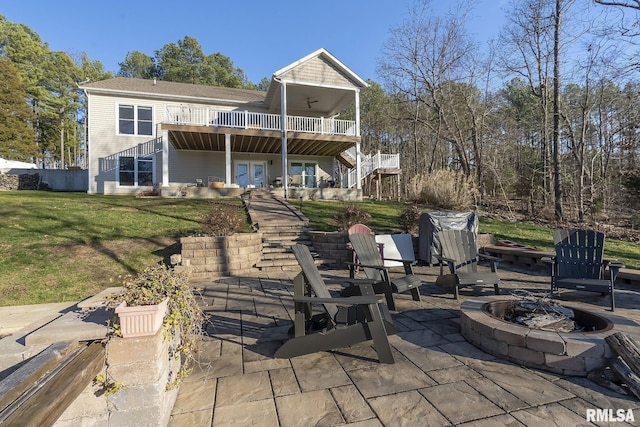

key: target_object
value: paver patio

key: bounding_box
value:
[169,263,640,427]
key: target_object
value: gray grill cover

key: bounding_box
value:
[418,211,478,264]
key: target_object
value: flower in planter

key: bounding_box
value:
[105,264,205,389]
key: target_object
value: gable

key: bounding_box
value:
[278,55,360,88]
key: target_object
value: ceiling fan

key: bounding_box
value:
[307,97,319,109]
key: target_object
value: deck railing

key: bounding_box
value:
[341,151,400,188]
[164,105,356,136]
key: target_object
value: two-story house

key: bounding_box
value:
[80,48,400,200]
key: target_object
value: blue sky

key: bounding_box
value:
[1,0,507,84]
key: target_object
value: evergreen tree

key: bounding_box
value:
[0,58,37,161]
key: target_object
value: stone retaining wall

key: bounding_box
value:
[177,234,263,279]
[309,232,423,268]
[308,231,351,267]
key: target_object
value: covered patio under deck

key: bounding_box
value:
[159,108,364,200]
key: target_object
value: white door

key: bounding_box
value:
[235,161,266,188]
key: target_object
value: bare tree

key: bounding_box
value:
[553,0,564,221]
[594,0,640,9]
[378,0,492,198]
[498,0,555,210]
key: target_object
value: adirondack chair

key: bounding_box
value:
[346,233,422,311]
[434,229,501,299]
[543,229,624,311]
[275,244,395,364]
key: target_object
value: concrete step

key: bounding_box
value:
[77,287,122,310]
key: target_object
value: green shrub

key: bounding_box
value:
[399,204,422,234]
[334,204,371,231]
[201,202,244,236]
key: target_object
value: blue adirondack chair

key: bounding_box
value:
[544,229,624,311]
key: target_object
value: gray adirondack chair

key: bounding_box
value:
[435,229,501,299]
[544,229,623,311]
[275,244,395,364]
[346,233,422,311]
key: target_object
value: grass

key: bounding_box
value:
[300,200,640,270]
[1,192,638,306]
[0,192,212,306]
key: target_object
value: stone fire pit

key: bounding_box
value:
[460,296,639,376]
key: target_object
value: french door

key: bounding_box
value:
[235,161,266,188]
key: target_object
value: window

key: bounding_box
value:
[290,161,317,188]
[119,156,154,186]
[119,105,153,136]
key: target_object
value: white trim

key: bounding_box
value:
[274,79,361,92]
[356,140,362,190]
[162,130,169,187]
[225,134,232,185]
[355,89,361,137]
[280,81,288,198]
[83,87,259,107]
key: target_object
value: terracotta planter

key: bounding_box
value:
[115,297,169,338]
[209,181,224,189]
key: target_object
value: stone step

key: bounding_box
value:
[261,233,305,240]
[258,221,309,230]
[262,239,312,247]
[262,247,291,254]
[258,229,309,236]
[255,258,300,268]
[261,252,298,261]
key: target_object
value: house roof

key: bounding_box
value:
[80,49,367,115]
[80,78,266,105]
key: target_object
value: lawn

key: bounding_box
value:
[300,199,640,270]
[0,192,212,306]
[1,192,638,306]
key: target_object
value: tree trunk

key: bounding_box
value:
[552,0,563,221]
